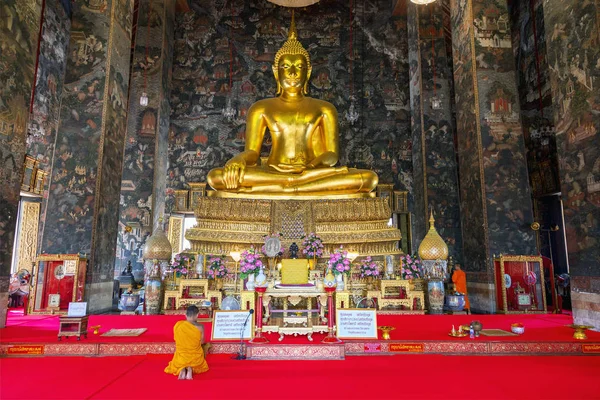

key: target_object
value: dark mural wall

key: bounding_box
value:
[39,0,133,310]
[0,0,43,322]
[450,0,489,276]
[26,0,72,246]
[451,0,536,284]
[408,2,463,263]
[165,0,412,213]
[509,0,558,199]
[543,0,600,287]
[116,0,175,281]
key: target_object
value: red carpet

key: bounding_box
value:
[1,353,599,399]
[1,310,598,344]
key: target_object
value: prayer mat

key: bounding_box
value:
[101,328,148,337]
[479,329,517,337]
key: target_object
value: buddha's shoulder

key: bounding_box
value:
[249,98,276,111]
[307,97,337,113]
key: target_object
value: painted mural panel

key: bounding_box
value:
[92,0,134,283]
[509,0,558,198]
[472,0,535,256]
[450,0,488,274]
[166,0,411,214]
[543,0,600,281]
[116,0,174,281]
[408,2,425,244]
[41,1,112,255]
[27,0,72,247]
[0,0,43,284]
[417,3,463,264]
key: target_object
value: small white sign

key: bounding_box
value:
[336,308,378,339]
[211,310,254,341]
[48,294,60,308]
[67,302,87,317]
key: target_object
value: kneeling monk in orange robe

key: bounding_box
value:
[165,305,209,380]
[452,264,470,312]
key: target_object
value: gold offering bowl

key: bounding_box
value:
[90,325,101,335]
[568,324,594,340]
[378,326,396,340]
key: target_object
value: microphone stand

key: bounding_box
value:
[233,309,254,360]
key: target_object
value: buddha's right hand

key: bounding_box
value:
[223,157,246,189]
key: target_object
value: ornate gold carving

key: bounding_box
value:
[187,196,402,257]
[168,216,183,255]
[17,201,40,272]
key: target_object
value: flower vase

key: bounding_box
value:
[427,279,445,315]
[308,256,316,270]
[246,274,256,291]
[335,274,345,291]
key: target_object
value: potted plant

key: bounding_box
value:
[301,232,324,269]
[240,247,264,291]
[359,256,380,289]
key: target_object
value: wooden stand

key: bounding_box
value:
[58,316,89,341]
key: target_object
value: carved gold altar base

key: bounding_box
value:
[186,196,402,258]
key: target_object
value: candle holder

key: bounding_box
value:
[378,326,395,340]
[568,324,594,340]
[322,286,342,344]
[249,286,269,343]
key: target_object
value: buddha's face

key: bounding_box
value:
[276,54,309,94]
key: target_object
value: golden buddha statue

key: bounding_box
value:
[207,14,378,197]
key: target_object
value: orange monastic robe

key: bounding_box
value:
[164,320,209,376]
[452,269,470,310]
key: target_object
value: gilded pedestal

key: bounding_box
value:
[186,196,402,259]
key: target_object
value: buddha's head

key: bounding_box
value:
[273,13,312,95]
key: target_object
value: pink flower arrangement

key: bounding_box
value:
[329,247,351,275]
[239,247,264,278]
[401,254,423,280]
[359,256,380,279]
[206,256,228,279]
[172,253,194,276]
[261,232,286,257]
[301,233,324,258]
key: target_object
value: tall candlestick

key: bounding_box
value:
[250,286,269,343]
[322,286,342,344]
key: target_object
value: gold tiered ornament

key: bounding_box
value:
[418,212,449,315]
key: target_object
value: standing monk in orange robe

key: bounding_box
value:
[165,305,209,380]
[452,264,470,312]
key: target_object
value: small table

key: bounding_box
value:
[58,316,89,340]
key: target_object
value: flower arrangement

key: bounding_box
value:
[359,256,380,279]
[301,233,324,258]
[329,247,351,275]
[172,253,194,276]
[400,254,423,280]
[261,232,286,257]
[206,256,228,279]
[239,247,264,279]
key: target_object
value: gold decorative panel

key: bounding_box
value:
[186,196,402,257]
[17,201,40,272]
[168,216,184,255]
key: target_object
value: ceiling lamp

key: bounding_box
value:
[410,0,437,5]
[266,0,320,7]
